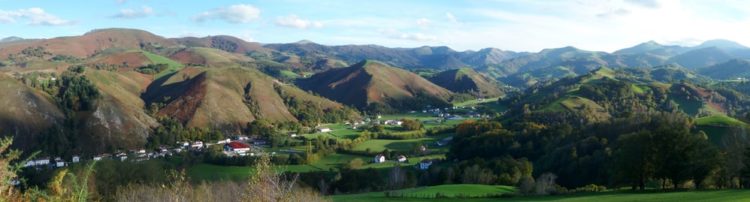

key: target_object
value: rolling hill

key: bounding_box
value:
[428,68,503,98]
[297,60,453,111]
[145,67,358,132]
[501,67,750,126]
[697,59,750,80]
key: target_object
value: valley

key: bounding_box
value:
[3,26,750,201]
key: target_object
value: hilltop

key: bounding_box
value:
[428,67,503,98]
[297,60,453,111]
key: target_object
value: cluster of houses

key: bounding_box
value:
[23,135,263,169]
[372,154,434,170]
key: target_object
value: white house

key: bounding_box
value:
[34,158,50,166]
[191,141,204,149]
[54,157,65,168]
[72,155,80,163]
[419,160,433,170]
[217,138,231,144]
[397,155,407,163]
[384,120,403,126]
[116,153,127,161]
[318,128,332,133]
[374,154,386,163]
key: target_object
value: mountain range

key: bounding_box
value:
[2,28,750,155]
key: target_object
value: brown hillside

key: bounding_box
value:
[148,67,353,133]
[0,28,176,59]
[173,35,272,55]
[169,47,251,67]
[429,68,503,98]
[298,60,453,110]
[83,70,159,153]
[0,75,64,150]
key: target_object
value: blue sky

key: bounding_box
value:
[1,0,749,52]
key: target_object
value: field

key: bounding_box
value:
[140,51,184,78]
[332,188,750,202]
[332,184,514,201]
[352,134,451,153]
[696,115,748,127]
[453,97,500,107]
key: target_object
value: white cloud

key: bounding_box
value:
[0,7,73,26]
[112,6,154,19]
[443,0,750,52]
[446,12,458,23]
[275,15,323,29]
[416,18,430,26]
[379,29,438,42]
[194,4,260,24]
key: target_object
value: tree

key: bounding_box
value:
[614,131,656,190]
[346,158,365,169]
[400,119,423,131]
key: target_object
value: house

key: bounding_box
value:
[289,133,298,138]
[54,157,65,168]
[318,128,332,133]
[397,155,407,163]
[217,138,231,144]
[384,120,403,126]
[72,155,80,163]
[374,154,386,163]
[419,160,433,170]
[191,141,204,149]
[116,153,127,161]
[34,158,50,166]
[224,141,252,155]
[93,154,111,161]
[418,145,428,153]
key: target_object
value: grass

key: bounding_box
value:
[695,115,748,127]
[332,184,514,201]
[332,189,750,202]
[453,97,500,107]
[140,51,184,79]
[352,134,451,153]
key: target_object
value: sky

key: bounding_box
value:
[0,0,749,52]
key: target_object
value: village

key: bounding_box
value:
[23,104,488,174]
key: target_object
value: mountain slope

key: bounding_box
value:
[0,75,64,150]
[0,28,176,59]
[145,67,357,132]
[697,59,750,80]
[428,68,503,98]
[297,60,453,111]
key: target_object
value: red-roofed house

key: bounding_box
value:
[224,141,251,156]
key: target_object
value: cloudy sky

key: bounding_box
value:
[0,0,749,52]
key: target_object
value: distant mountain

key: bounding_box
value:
[614,41,687,56]
[698,59,750,80]
[297,60,453,111]
[622,64,708,83]
[428,68,503,98]
[694,39,749,51]
[668,47,735,69]
[0,36,25,43]
[0,28,177,58]
[264,42,525,70]
[173,35,271,55]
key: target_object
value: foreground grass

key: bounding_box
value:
[332,189,750,202]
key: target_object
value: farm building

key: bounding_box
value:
[374,154,386,163]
